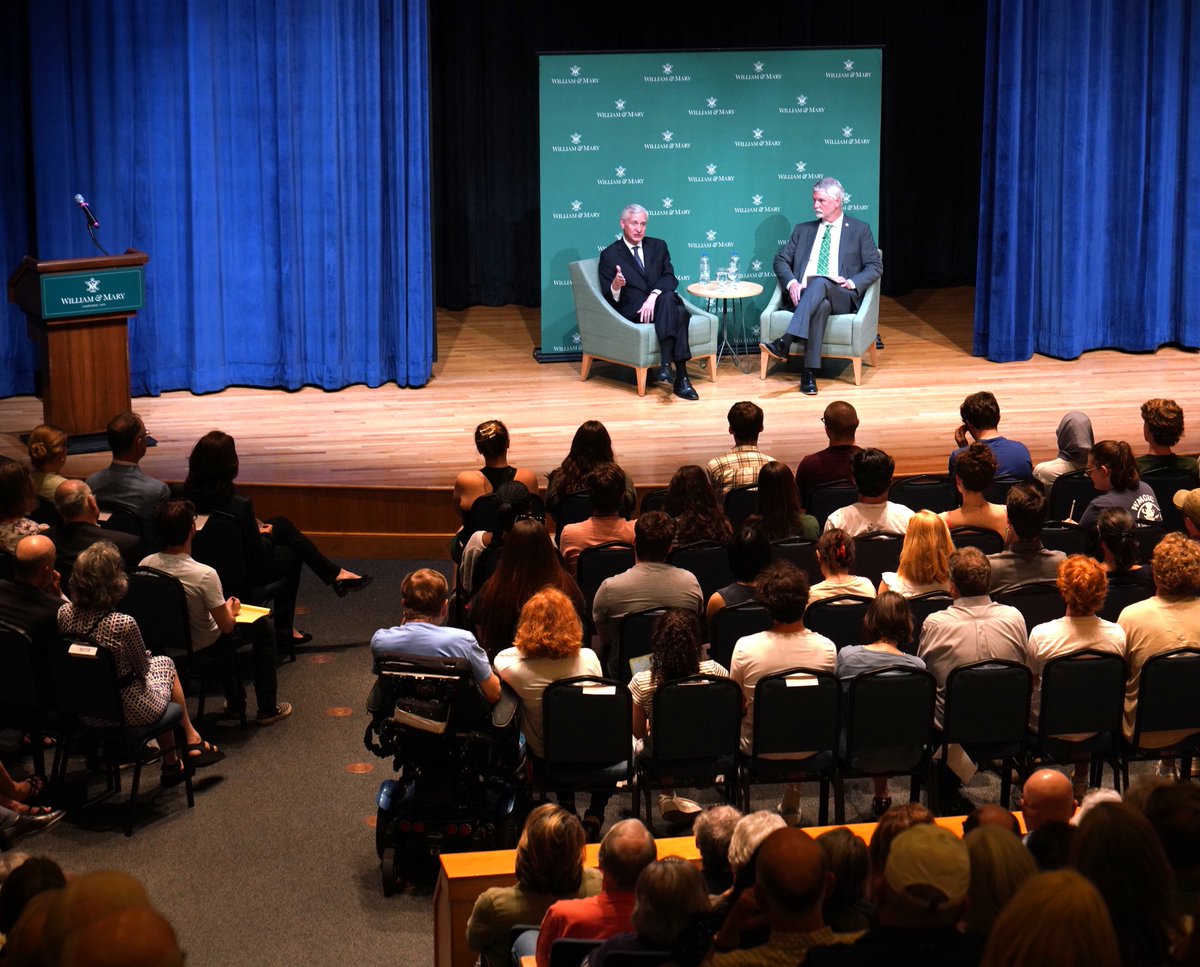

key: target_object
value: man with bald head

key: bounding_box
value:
[710,827,857,964]
[1021,769,1076,835]
[0,534,65,641]
[53,479,140,577]
[535,818,657,967]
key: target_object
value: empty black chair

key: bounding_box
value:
[31,496,62,529]
[1029,650,1127,793]
[738,668,840,824]
[804,595,872,650]
[890,474,958,514]
[836,667,938,824]
[949,526,1005,555]
[1133,521,1169,564]
[724,485,759,529]
[668,541,733,603]
[615,608,665,685]
[577,542,635,621]
[634,674,741,831]
[1047,469,1100,523]
[0,620,56,778]
[461,493,501,540]
[806,480,858,530]
[640,489,668,514]
[1120,648,1200,787]
[708,602,772,670]
[96,501,145,545]
[907,591,954,653]
[1040,521,1088,556]
[983,478,1021,505]
[541,675,633,806]
[1097,575,1154,623]
[550,939,603,967]
[770,538,820,584]
[553,491,593,544]
[993,582,1067,635]
[852,532,904,587]
[933,660,1032,812]
[1140,467,1199,533]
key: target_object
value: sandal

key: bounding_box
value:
[12,775,46,803]
[183,740,225,768]
[0,798,55,817]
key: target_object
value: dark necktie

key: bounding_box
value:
[633,244,644,271]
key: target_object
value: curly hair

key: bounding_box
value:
[667,465,732,545]
[549,420,616,495]
[817,527,856,575]
[1141,398,1185,448]
[649,608,704,688]
[755,461,807,541]
[955,442,998,493]
[515,803,586,895]
[960,391,1001,431]
[1151,533,1200,599]
[756,561,810,623]
[68,541,128,612]
[512,586,583,659]
[27,424,68,470]
[897,510,954,586]
[1057,555,1108,616]
[184,430,239,507]
[0,461,36,520]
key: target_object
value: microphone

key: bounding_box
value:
[74,193,100,229]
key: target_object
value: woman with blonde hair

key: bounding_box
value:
[939,442,1008,540]
[980,870,1120,967]
[27,424,70,501]
[467,803,600,967]
[964,824,1037,940]
[878,510,954,597]
[494,587,607,839]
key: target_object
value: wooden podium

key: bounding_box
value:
[7,250,148,437]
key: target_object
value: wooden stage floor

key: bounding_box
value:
[2,288,1195,554]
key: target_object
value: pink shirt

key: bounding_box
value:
[559,516,636,576]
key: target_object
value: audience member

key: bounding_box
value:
[1023,821,1075,871]
[1033,411,1094,490]
[140,500,291,726]
[940,443,1008,541]
[1077,439,1163,532]
[706,524,772,625]
[986,483,1063,590]
[746,461,817,541]
[471,518,585,656]
[1174,487,1200,541]
[727,810,788,882]
[963,824,1036,941]
[0,534,65,642]
[558,462,635,576]
[979,870,1119,967]
[668,465,733,545]
[452,418,540,535]
[694,805,743,896]
[1020,769,1076,834]
[795,401,862,505]
[961,803,1021,837]
[495,588,608,839]
[1140,782,1200,920]
[730,562,835,825]
[458,480,535,596]
[467,804,600,967]
[1070,802,1179,967]
[59,541,224,780]
[53,480,140,576]
[1096,507,1152,585]
[835,593,925,816]
[2,887,61,966]
[1072,788,1121,825]
[0,857,65,936]
[545,420,636,517]
[823,448,914,537]
[807,824,976,966]
[947,391,1032,482]
[370,568,500,703]
[39,869,154,967]
[879,510,954,597]
[816,827,872,934]
[183,429,370,650]
[26,424,70,501]
[808,528,876,605]
[593,512,703,676]
[1118,534,1200,749]
[865,802,935,885]
[710,827,856,964]
[59,904,186,967]
[0,461,46,553]
[534,818,656,967]
[85,411,170,544]
[1138,398,1198,476]
[629,608,726,821]
[707,402,776,499]
[0,761,65,848]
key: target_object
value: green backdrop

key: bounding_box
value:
[538,48,882,356]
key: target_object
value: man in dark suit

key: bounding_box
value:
[0,534,64,643]
[597,204,699,401]
[762,177,882,396]
[53,479,141,582]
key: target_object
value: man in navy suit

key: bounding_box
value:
[762,178,882,396]
[597,204,698,401]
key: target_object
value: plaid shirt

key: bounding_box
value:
[707,444,775,497]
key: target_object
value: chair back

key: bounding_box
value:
[0,547,13,581]
[983,478,1021,505]
[1097,576,1154,623]
[577,542,635,618]
[1038,650,1127,741]
[1040,521,1088,555]
[616,608,665,685]
[907,591,954,650]
[751,668,839,758]
[0,621,47,718]
[724,485,759,529]
[709,602,772,669]
[993,582,1066,634]
[650,675,742,762]
[1133,521,1169,564]
[48,635,125,726]
[949,527,1005,555]
[553,491,593,543]
[668,541,733,602]
[1047,469,1100,522]
[640,488,668,514]
[100,506,143,540]
[192,510,253,599]
[804,595,872,650]
[890,474,958,514]
[942,660,1031,752]
[550,939,602,967]
[123,567,193,658]
[806,480,857,529]
[843,667,937,773]
[770,538,820,583]
[853,532,904,587]
[31,496,62,528]
[1131,649,1200,743]
[597,952,670,966]
[462,493,501,538]
[543,676,632,775]
[1140,467,1199,533]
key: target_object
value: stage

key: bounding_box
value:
[1,287,1194,557]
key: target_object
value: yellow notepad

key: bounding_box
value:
[235,604,271,624]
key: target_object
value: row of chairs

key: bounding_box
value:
[539,648,1200,829]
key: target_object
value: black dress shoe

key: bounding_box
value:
[653,364,672,384]
[799,370,818,395]
[760,337,789,361]
[673,376,699,401]
[333,574,374,597]
[0,808,66,848]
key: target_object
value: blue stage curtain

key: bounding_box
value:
[7,0,430,397]
[975,0,1200,362]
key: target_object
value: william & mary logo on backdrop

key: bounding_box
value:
[778,160,824,182]
[596,98,645,119]
[644,63,691,83]
[688,162,735,184]
[551,64,599,85]
[596,164,645,186]
[551,199,601,220]
[649,196,691,217]
[825,58,874,79]
[734,128,782,148]
[735,60,782,81]
[689,96,735,117]
[778,94,825,115]
[823,124,872,146]
[733,193,782,214]
[842,191,869,213]
[551,132,600,153]
[687,229,734,250]
[644,130,692,150]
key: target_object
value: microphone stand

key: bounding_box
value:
[86,219,111,256]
